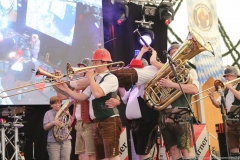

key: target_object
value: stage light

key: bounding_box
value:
[159,1,174,25]
[9,51,17,59]
[143,5,157,16]
[117,12,127,25]
[138,29,154,46]
[115,1,129,25]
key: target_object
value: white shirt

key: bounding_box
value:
[75,103,81,120]
[134,65,158,86]
[217,84,237,112]
[121,87,142,119]
[83,71,119,120]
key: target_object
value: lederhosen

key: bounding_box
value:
[227,83,240,125]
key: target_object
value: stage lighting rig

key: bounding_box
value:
[159,1,175,25]
[114,0,129,25]
[142,4,157,16]
[138,28,154,45]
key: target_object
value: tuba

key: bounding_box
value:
[53,100,73,142]
[144,26,214,111]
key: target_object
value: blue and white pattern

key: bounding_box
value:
[186,0,224,85]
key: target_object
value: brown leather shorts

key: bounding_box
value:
[227,122,240,149]
[92,116,122,159]
[159,108,192,151]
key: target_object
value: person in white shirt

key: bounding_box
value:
[55,48,121,160]
[54,58,96,160]
[119,47,161,160]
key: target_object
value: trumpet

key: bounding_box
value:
[191,78,240,104]
[0,61,125,98]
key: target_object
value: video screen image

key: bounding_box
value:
[0,0,18,28]
[0,0,104,105]
[26,0,76,45]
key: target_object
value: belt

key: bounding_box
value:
[92,116,120,123]
[160,108,174,114]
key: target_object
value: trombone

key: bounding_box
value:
[191,78,240,104]
[0,61,125,98]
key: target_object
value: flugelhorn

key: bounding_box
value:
[53,100,73,142]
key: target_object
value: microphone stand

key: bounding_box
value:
[218,88,230,158]
[167,57,199,159]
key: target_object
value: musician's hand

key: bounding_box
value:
[105,98,120,108]
[52,119,62,127]
[226,82,233,89]
[140,45,150,53]
[55,81,69,91]
[151,48,157,55]
[158,77,175,88]
[208,91,214,100]
[86,69,97,80]
[49,70,63,82]
[65,110,70,115]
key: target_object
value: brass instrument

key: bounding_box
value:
[53,100,73,142]
[66,61,125,76]
[191,78,240,104]
[0,61,125,98]
[144,26,214,111]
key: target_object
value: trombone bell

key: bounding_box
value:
[36,67,64,81]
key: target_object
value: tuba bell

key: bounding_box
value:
[144,26,214,111]
[53,100,73,142]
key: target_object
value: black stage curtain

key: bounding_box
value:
[103,1,168,64]
[0,105,78,160]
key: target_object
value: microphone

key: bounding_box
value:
[163,50,176,66]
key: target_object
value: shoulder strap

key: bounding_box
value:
[99,73,110,84]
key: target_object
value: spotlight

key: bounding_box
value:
[143,5,157,16]
[138,29,154,46]
[117,13,127,25]
[115,1,129,25]
[159,2,174,25]
[9,51,17,59]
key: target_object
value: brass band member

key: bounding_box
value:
[209,66,240,159]
[55,58,96,160]
[43,96,72,160]
[56,48,122,160]
[119,46,161,160]
[156,42,199,160]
